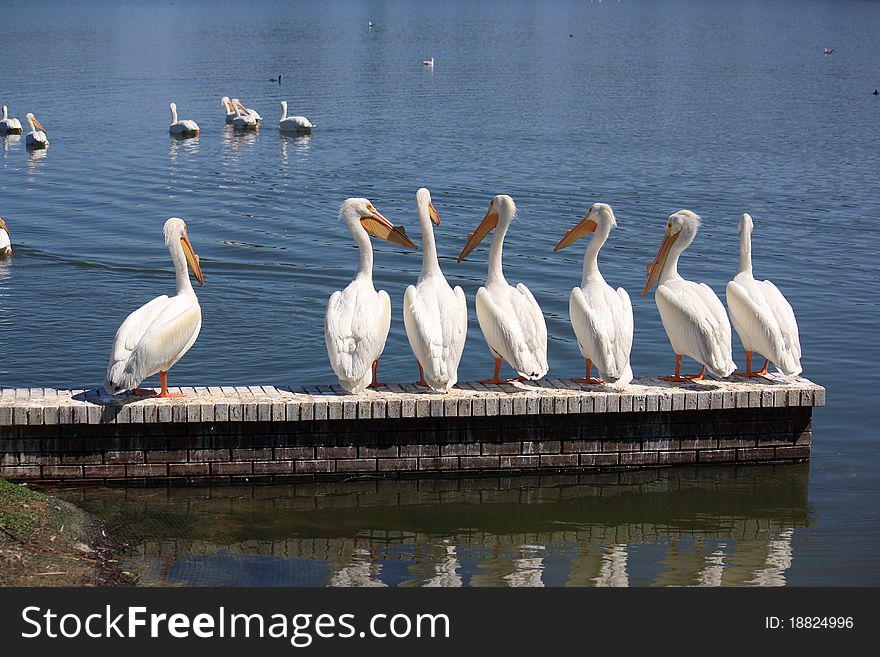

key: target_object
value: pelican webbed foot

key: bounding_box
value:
[735,352,770,378]
[367,360,387,388]
[573,359,604,385]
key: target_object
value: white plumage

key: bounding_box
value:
[221,96,237,123]
[169,102,200,137]
[554,203,633,387]
[643,210,735,380]
[403,188,467,392]
[458,195,548,382]
[0,218,11,255]
[24,113,48,148]
[0,105,22,134]
[104,217,205,397]
[234,98,261,122]
[325,198,417,393]
[279,100,313,131]
[726,213,802,376]
[230,98,259,129]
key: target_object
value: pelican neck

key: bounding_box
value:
[581,222,611,286]
[738,225,753,276]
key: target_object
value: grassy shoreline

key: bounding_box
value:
[0,478,135,587]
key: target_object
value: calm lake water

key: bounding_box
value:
[4,0,880,585]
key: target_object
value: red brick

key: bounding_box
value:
[580,453,619,466]
[642,439,680,451]
[774,445,811,459]
[603,440,640,452]
[481,442,521,456]
[190,449,231,462]
[211,461,253,475]
[500,455,540,469]
[337,458,377,472]
[61,453,103,465]
[316,446,356,459]
[296,460,335,474]
[418,457,459,470]
[698,449,737,463]
[441,443,480,456]
[233,448,272,461]
[146,450,188,463]
[41,465,84,478]
[539,454,579,468]
[522,441,561,455]
[105,450,144,464]
[399,445,440,458]
[658,451,696,465]
[736,447,775,461]
[126,464,168,477]
[253,461,295,475]
[377,458,418,472]
[619,451,659,465]
[274,447,314,460]
[83,465,126,478]
[168,463,209,477]
[461,456,501,469]
[358,446,398,458]
[563,440,602,453]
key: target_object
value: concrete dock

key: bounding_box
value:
[0,375,824,484]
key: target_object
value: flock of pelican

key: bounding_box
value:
[5,188,795,398]
[168,98,313,137]
[0,105,49,148]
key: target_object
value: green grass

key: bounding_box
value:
[0,478,50,536]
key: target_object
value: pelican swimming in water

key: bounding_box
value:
[403,188,467,392]
[105,217,205,398]
[233,99,261,122]
[168,103,200,137]
[279,101,313,132]
[1,106,22,134]
[221,96,236,123]
[0,218,12,255]
[553,202,633,387]
[643,210,735,381]
[458,195,548,383]
[325,198,417,393]
[25,113,48,148]
[230,99,258,129]
[422,57,434,67]
[726,213,802,377]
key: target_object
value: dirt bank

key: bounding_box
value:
[0,478,135,586]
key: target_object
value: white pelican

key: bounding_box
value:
[325,198,417,393]
[279,101,313,132]
[1,106,22,134]
[422,57,434,66]
[234,99,261,122]
[726,213,802,377]
[221,96,236,123]
[104,217,204,398]
[553,202,633,387]
[168,103,200,137]
[24,113,48,148]
[0,218,11,255]
[457,195,548,383]
[403,188,467,392]
[643,210,736,381]
[230,99,258,129]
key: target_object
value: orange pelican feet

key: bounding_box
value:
[155,371,185,398]
[480,357,511,385]
[573,358,604,385]
[367,360,386,388]
[416,362,428,387]
[736,351,770,378]
[660,355,706,382]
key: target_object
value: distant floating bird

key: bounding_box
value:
[368,21,375,28]
[458,195,548,384]
[873,89,879,96]
[25,113,48,148]
[270,74,282,83]
[824,47,834,55]
[279,100,313,132]
[325,198,418,393]
[726,213,802,378]
[168,103,199,137]
[104,217,204,398]
[0,217,11,255]
[643,210,735,381]
[0,105,22,134]
[422,57,434,66]
[221,96,236,123]
[553,202,633,387]
[403,188,467,392]
[230,99,258,130]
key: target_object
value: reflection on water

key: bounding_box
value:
[168,134,200,161]
[50,464,814,587]
[2,134,22,152]
[279,132,312,163]
[221,125,259,152]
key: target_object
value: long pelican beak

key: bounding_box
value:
[236,101,247,112]
[553,208,597,252]
[642,226,679,297]
[457,201,499,262]
[32,116,47,135]
[429,202,440,226]
[180,232,205,286]
[361,206,418,249]
[0,218,9,238]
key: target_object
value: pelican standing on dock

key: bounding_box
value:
[25,113,48,148]
[105,217,205,398]
[726,213,802,377]
[457,195,548,383]
[643,210,735,381]
[221,96,236,123]
[169,103,200,137]
[279,101,313,132]
[0,218,12,255]
[553,203,633,387]
[1,106,22,134]
[403,188,467,392]
[325,198,417,393]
